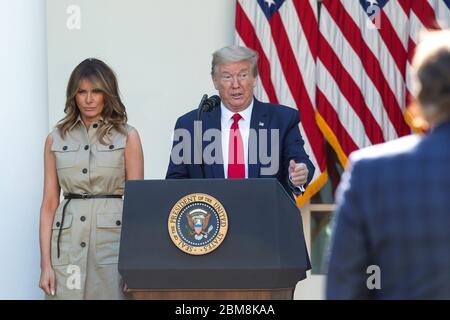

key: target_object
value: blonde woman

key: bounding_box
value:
[38,58,144,299]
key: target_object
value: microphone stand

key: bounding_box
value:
[196,94,208,179]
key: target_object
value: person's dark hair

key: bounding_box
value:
[57,58,127,143]
[413,30,450,124]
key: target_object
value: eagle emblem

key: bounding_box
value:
[168,193,228,255]
[187,208,213,240]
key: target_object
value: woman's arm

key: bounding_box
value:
[38,134,60,296]
[125,128,144,180]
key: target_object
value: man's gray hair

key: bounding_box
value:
[211,45,259,77]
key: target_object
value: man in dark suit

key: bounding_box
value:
[166,45,315,196]
[326,30,450,299]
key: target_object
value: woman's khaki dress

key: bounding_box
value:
[48,118,132,299]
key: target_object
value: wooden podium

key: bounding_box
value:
[119,179,310,300]
[127,288,293,300]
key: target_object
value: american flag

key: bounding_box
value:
[318,0,450,164]
[317,0,413,166]
[235,0,450,204]
[235,0,327,206]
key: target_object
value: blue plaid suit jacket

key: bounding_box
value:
[326,122,450,299]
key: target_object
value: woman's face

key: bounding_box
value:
[75,78,105,124]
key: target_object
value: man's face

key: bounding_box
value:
[212,60,257,113]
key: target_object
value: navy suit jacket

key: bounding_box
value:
[326,122,450,299]
[165,98,315,196]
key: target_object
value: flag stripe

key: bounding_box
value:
[277,1,326,171]
[318,31,385,145]
[324,0,410,138]
[412,0,440,29]
[268,11,322,155]
[320,5,399,141]
[397,0,412,14]
[236,31,271,102]
[316,89,359,156]
[235,0,450,203]
[241,1,321,177]
[283,0,317,104]
[342,2,408,110]
[236,0,326,205]
[434,0,450,26]
[445,0,450,10]
[292,0,318,60]
[377,2,408,74]
[317,59,371,149]
[240,0,324,177]
[236,2,279,103]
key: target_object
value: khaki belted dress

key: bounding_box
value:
[48,118,132,299]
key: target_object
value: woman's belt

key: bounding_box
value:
[56,193,123,258]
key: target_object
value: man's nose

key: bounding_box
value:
[231,77,240,88]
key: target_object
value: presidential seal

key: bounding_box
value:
[168,193,228,255]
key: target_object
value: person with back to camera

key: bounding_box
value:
[326,30,450,299]
[38,58,144,299]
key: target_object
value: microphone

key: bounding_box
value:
[195,94,221,179]
[197,94,208,110]
[202,95,221,112]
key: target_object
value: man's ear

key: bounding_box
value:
[408,100,430,133]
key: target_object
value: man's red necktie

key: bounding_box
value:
[227,113,245,178]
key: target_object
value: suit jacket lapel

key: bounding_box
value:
[248,98,268,178]
[203,107,224,178]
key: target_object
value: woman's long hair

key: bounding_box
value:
[57,58,127,144]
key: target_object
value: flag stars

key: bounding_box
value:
[264,0,276,8]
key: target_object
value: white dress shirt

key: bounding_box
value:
[221,100,254,178]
